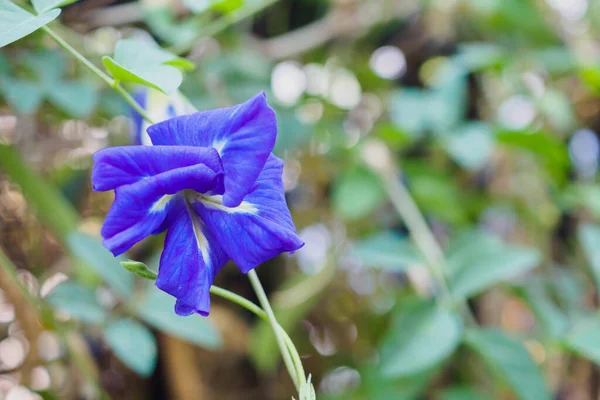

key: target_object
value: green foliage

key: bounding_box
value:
[465,329,551,400]
[496,129,569,183]
[103,39,194,94]
[0,144,79,236]
[379,301,463,378]
[0,50,97,116]
[332,166,386,220]
[104,319,158,377]
[563,317,600,365]
[183,0,244,14]
[579,223,600,291]
[0,0,60,48]
[133,285,222,349]
[66,231,134,299]
[438,386,491,400]
[442,123,495,170]
[46,281,107,324]
[518,277,569,338]
[351,231,421,271]
[448,231,542,299]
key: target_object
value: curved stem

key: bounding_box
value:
[41,26,154,124]
[209,285,306,385]
[381,168,477,324]
[36,15,308,394]
[247,270,306,391]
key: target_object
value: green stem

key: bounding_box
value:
[0,144,78,237]
[41,26,154,124]
[375,163,478,325]
[247,270,305,391]
[209,285,306,385]
[37,9,307,392]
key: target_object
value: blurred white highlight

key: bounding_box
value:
[369,46,407,80]
[271,61,307,106]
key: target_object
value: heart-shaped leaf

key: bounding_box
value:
[104,319,157,376]
[102,39,194,94]
[0,1,60,48]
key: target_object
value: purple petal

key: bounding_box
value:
[193,155,304,273]
[130,89,147,145]
[101,163,220,256]
[92,145,222,192]
[156,197,229,316]
[147,92,277,207]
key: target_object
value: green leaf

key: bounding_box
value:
[46,281,106,324]
[352,231,422,272]
[0,1,60,48]
[448,231,542,299]
[47,80,97,117]
[390,60,467,138]
[496,129,569,183]
[536,89,574,132]
[439,386,492,400]
[578,224,600,291]
[389,88,433,137]
[142,7,200,47]
[183,0,244,14]
[21,49,65,84]
[465,329,551,400]
[120,260,158,280]
[104,319,157,376]
[332,166,385,220]
[133,285,221,349]
[379,302,463,378]
[454,43,506,71]
[0,77,44,113]
[443,122,495,170]
[32,0,78,13]
[102,39,193,94]
[518,278,568,338]
[564,317,600,365]
[66,231,133,299]
[408,172,467,224]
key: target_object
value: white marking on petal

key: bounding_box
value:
[151,194,174,212]
[212,139,227,155]
[195,194,258,214]
[185,200,211,264]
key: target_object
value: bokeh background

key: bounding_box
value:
[2,0,600,399]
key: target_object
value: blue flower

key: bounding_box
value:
[92,93,304,316]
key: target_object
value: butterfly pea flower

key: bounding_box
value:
[92,93,304,316]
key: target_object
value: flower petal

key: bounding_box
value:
[156,197,229,316]
[147,92,277,207]
[193,155,304,273]
[101,163,220,256]
[92,145,222,192]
